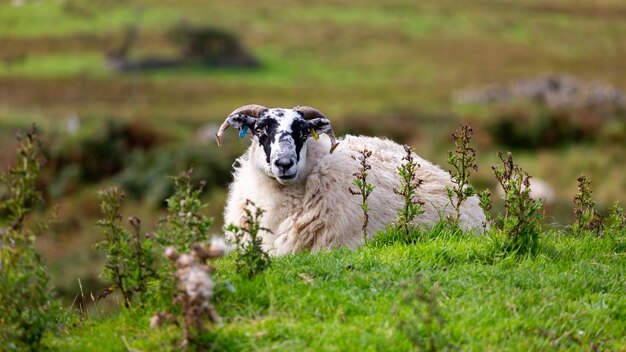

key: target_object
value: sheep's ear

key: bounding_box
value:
[306,117,339,153]
[306,117,332,135]
[295,106,339,153]
[216,104,268,146]
[226,113,258,130]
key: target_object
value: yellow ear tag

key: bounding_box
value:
[311,129,319,140]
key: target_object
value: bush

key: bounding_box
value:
[486,105,625,149]
[0,126,59,351]
[115,141,241,205]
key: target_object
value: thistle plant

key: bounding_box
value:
[0,125,58,350]
[349,149,375,244]
[96,188,156,307]
[492,152,543,254]
[226,200,272,278]
[572,175,602,236]
[478,189,493,231]
[394,145,425,237]
[604,202,625,241]
[156,168,213,252]
[446,124,478,224]
[153,239,230,349]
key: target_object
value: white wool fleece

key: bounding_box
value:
[224,134,486,255]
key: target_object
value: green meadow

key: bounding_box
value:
[1,0,625,350]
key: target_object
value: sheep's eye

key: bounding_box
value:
[255,127,266,136]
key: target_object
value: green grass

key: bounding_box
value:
[0,53,106,78]
[45,227,626,351]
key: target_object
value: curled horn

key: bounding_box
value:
[295,106,340,153]
[215,104,267,146]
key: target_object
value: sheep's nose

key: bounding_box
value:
[274,158,294,171]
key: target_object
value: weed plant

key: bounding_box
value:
[604,202,625,246]
[492,152,543,254]
[478,189,492,231]
[155,169,213,252]
[445,124,478,225]
[146,169,215,305]
[572,175,603,236]
[96,188,156,307]
[155,242,226,349]
[0,126,59,351]
[394,145,425,238]
[349,149,375,244]
[226,200,271,278]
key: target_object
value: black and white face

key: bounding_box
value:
[252,109,314,185]
[220,106,334,186]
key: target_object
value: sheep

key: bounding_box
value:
[216,104,487,255]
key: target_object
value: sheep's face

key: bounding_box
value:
[251,109,328,186]
[218,105,335,186]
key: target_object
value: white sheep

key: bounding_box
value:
[217,105,487,255]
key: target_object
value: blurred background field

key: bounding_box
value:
[1,0,625,303]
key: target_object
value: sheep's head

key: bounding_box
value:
[216,105,338,185]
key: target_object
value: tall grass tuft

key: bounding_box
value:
[394,145,425,237]
[0,126,59,351]
[349,149,375,244]
[492,152,543,254]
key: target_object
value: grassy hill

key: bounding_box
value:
[1,1,626,350]
[45,228,626,351]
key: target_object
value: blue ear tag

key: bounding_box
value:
[239,125,248,138]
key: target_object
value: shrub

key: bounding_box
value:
[95,188,156,307]
[0,126,59,351]
[492,152,543,254]
[394,145,425,237]
[226,200,272,278]
[349,149,375,244]
[115,141,241,205]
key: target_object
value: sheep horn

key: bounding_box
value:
[216,104,268,146]
[295,106,340,153]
